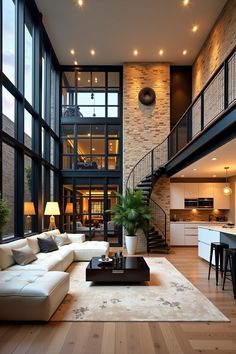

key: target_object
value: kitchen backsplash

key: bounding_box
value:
[170,209,229,222]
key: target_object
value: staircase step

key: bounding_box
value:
[138,181,152,186]
[148,242,170,250]
[135,186,151,191]
[148,233,163,239]
[148,239,166,247]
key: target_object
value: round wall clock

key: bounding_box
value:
[138,87,156,106]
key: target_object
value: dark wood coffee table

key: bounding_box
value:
[86,256,150,283]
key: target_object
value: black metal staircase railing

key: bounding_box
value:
[149,198,166,241]
[126,45,236,252]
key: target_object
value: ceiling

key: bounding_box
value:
[173,138,236,178]
[35,0,227,65]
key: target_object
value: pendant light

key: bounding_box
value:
[223,166,232,196]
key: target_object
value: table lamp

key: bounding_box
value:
[65,202,73,214]
[44,202,60,230]
[24,202,36,233]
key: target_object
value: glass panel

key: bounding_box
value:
[108,139,119,154]
[41,127,45,158]
[108,106,118,117]
[2,143,15,240]
[108,156,119,170]
[76,72,90,87]
[24,9,33,104]
[92,72,105,87]
[77,156,104,170]
[61,125,74,137]
[50,66,56,130]
[108,72,120,87]
[24,109,32,149]
[63,139,74,154]
[92,139,105,154]
[42,166,45,229]
[24,155,34,235]
[108,92,118,105]
[50,170,54,200]
[77,125,90,137]
[63,156,74,169]
[78,138,90,154]
[50,137,55,165]
[2,0,15,84]
[63,185,73,232]
[2,87,15,137]
[91,125,104,137]
[79,106,105,118]
[42,54,45,118]
[77,92,105,105]
[108,126,119,137]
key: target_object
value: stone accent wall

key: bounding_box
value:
[151,176,170,242]
[170,209,229,223]
[192,0,236,98]
[123,64,170,251]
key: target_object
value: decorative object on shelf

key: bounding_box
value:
[24,202,36,233]
[138,87,156,106]
[223,167,232,196]
[44,202,61,230]
[108,188,152,255]
[0,197,10,233]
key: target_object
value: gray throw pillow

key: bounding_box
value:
[53,233,71,247]
[12,245,37,266]
[37,235,59,253]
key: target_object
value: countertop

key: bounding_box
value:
[170,221,226,224]
[198,225,236,236]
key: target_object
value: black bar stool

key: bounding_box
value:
[222,248,236,299]
[208,242,229,286]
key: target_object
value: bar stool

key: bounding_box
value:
[222,248,236,299]
[208,242,229,286]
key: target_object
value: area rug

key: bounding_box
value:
[51,258,229,322]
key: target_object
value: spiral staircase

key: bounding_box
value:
[126,46,236,253]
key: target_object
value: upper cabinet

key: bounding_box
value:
[170,182,230,209]
[170,183,185,209]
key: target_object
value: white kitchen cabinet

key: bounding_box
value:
[213,183,230,209]
[198,227,220,263]
[198,183,214,198]
[170,223,184,245]
[170,183,185,209]
[184,183,198,198]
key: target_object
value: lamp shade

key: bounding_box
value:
[24,202,36,216]
[44,202,60,215]
[223,185,232,196]
[65,202,73,214]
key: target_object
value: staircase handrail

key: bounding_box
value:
[149,197,167,243]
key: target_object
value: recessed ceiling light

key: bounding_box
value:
[94,77,98,83]
[91,49,95,56]
[133,49,138,56]
[211,157,217,161]
[77,0,84,6]
[182,0,190,6]
[92,148,95,151]
[77,77,81,81]
[192,25,198,32]
[212,174,217,178]
[70,49,75,55]
[88,79,90,83]
[183,50,187,55]
[181,174,185,177]
[87,133,91,137]
[74,60,78,65]
[193,168,197,171]
[159,49,164,56]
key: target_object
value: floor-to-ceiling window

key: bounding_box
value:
[0,0,60,241]
[61,67,123,245]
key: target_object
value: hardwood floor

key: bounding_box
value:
[1,247,236,354]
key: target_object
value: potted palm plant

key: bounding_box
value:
[109,188,152,254]
[0,198,10,234]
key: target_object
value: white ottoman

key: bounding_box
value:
[0,270,69,321]
[73,241,109,261]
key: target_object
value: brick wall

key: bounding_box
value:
[192,0,236,98]
[123,63,170,251]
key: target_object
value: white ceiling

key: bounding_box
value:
[173,139,236,178]
[35,0,227,65]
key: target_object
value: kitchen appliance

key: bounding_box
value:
[197,198,214,209]
[184,198,198,208]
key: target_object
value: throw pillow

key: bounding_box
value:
[37,235,59,253]
[53,233,71,247]
[12,245,37,266]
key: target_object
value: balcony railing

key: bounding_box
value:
[127,46,236,191]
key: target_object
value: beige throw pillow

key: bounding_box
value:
[12,245,37,266]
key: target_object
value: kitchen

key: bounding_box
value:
[169,138,236,251]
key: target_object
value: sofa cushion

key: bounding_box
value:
[45,229,61,238]
[73,241,109,261]
[0,239,28,270]
[38,236,59,253]
[27,233,48,254]
[67,233,85,243]
[12,245,37,266]
[53,233,71,247]
[9,252,63,271]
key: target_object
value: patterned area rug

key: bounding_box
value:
[51,258,229,322]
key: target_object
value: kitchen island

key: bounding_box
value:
[198,225,236,263]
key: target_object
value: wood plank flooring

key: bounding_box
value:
[1,247,236,354]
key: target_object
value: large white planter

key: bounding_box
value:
[125,235,138,255]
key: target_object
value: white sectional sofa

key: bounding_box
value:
[0,230,109,321]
